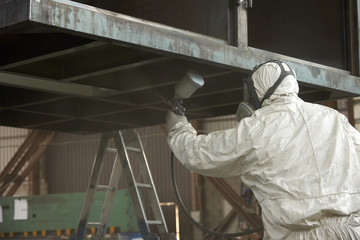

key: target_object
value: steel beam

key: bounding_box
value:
[0,0,29,29]
[357,0,360,74]
[1,0,360,95]
[237,1,248,46]
[0,41,107,71]
[0,72,117,97]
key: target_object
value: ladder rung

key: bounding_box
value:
[106,147,117,153]
[87,222,105,227]
[136,183,152,189]
[107,146,141,153]
[126,146,141,152]
[96,185,115,191]
[146,220,163,225]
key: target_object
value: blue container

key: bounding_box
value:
[117,233,160,240]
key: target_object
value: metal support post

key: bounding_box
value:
[228,0,252,47]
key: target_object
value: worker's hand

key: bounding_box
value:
[166,98,186,116]
[165,110,187,132]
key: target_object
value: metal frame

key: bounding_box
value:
[1,0,360,96]
[356,0,360,74]
[0,72,117,97]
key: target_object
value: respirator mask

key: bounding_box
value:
[236,60,296,121]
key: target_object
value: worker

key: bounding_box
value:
[165,60,360,239]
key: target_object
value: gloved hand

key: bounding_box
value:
[166,98,186,116]
[165,110,187,132]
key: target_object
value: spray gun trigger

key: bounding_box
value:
[167,98,186,116]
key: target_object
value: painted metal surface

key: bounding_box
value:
[0,0,359,133]
[1,0,359,94]
[23,0,359,94]
[0,190,139,233]
[0,72,117,97]
[358,0,360,72]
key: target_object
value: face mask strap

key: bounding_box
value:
[245,76,261,110]
[259,61,295,106]
[246,60,273,110]
[247,60,295,109]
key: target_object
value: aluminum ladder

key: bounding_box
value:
[76,129,173,240]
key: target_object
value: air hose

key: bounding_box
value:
[170,151,264,238]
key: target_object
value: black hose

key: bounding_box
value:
[170,151,264,238]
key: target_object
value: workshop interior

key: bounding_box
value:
[1,0,360,239]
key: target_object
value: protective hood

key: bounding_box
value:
[252,62,299,106]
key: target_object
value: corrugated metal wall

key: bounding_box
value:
[0,127,28,170]
[0,127,29,195]
[44,125,193,239]
[201,115,243,229]
[45,132,100,193]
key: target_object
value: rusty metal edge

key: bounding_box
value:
[1,0,360,95]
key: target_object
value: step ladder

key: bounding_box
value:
[76,129,173,240]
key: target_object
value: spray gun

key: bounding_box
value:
[167,69,204,116]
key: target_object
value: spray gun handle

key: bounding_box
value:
[167,98,186,116]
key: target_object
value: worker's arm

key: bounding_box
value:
[166,111,255,178]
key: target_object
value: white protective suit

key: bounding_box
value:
[166,62,360,239]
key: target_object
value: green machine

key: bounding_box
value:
[0,190,139,237]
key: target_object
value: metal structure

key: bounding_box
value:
[0,130,55,196]
[0,0,359,134]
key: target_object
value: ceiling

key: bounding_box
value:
[1,0,359,134]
